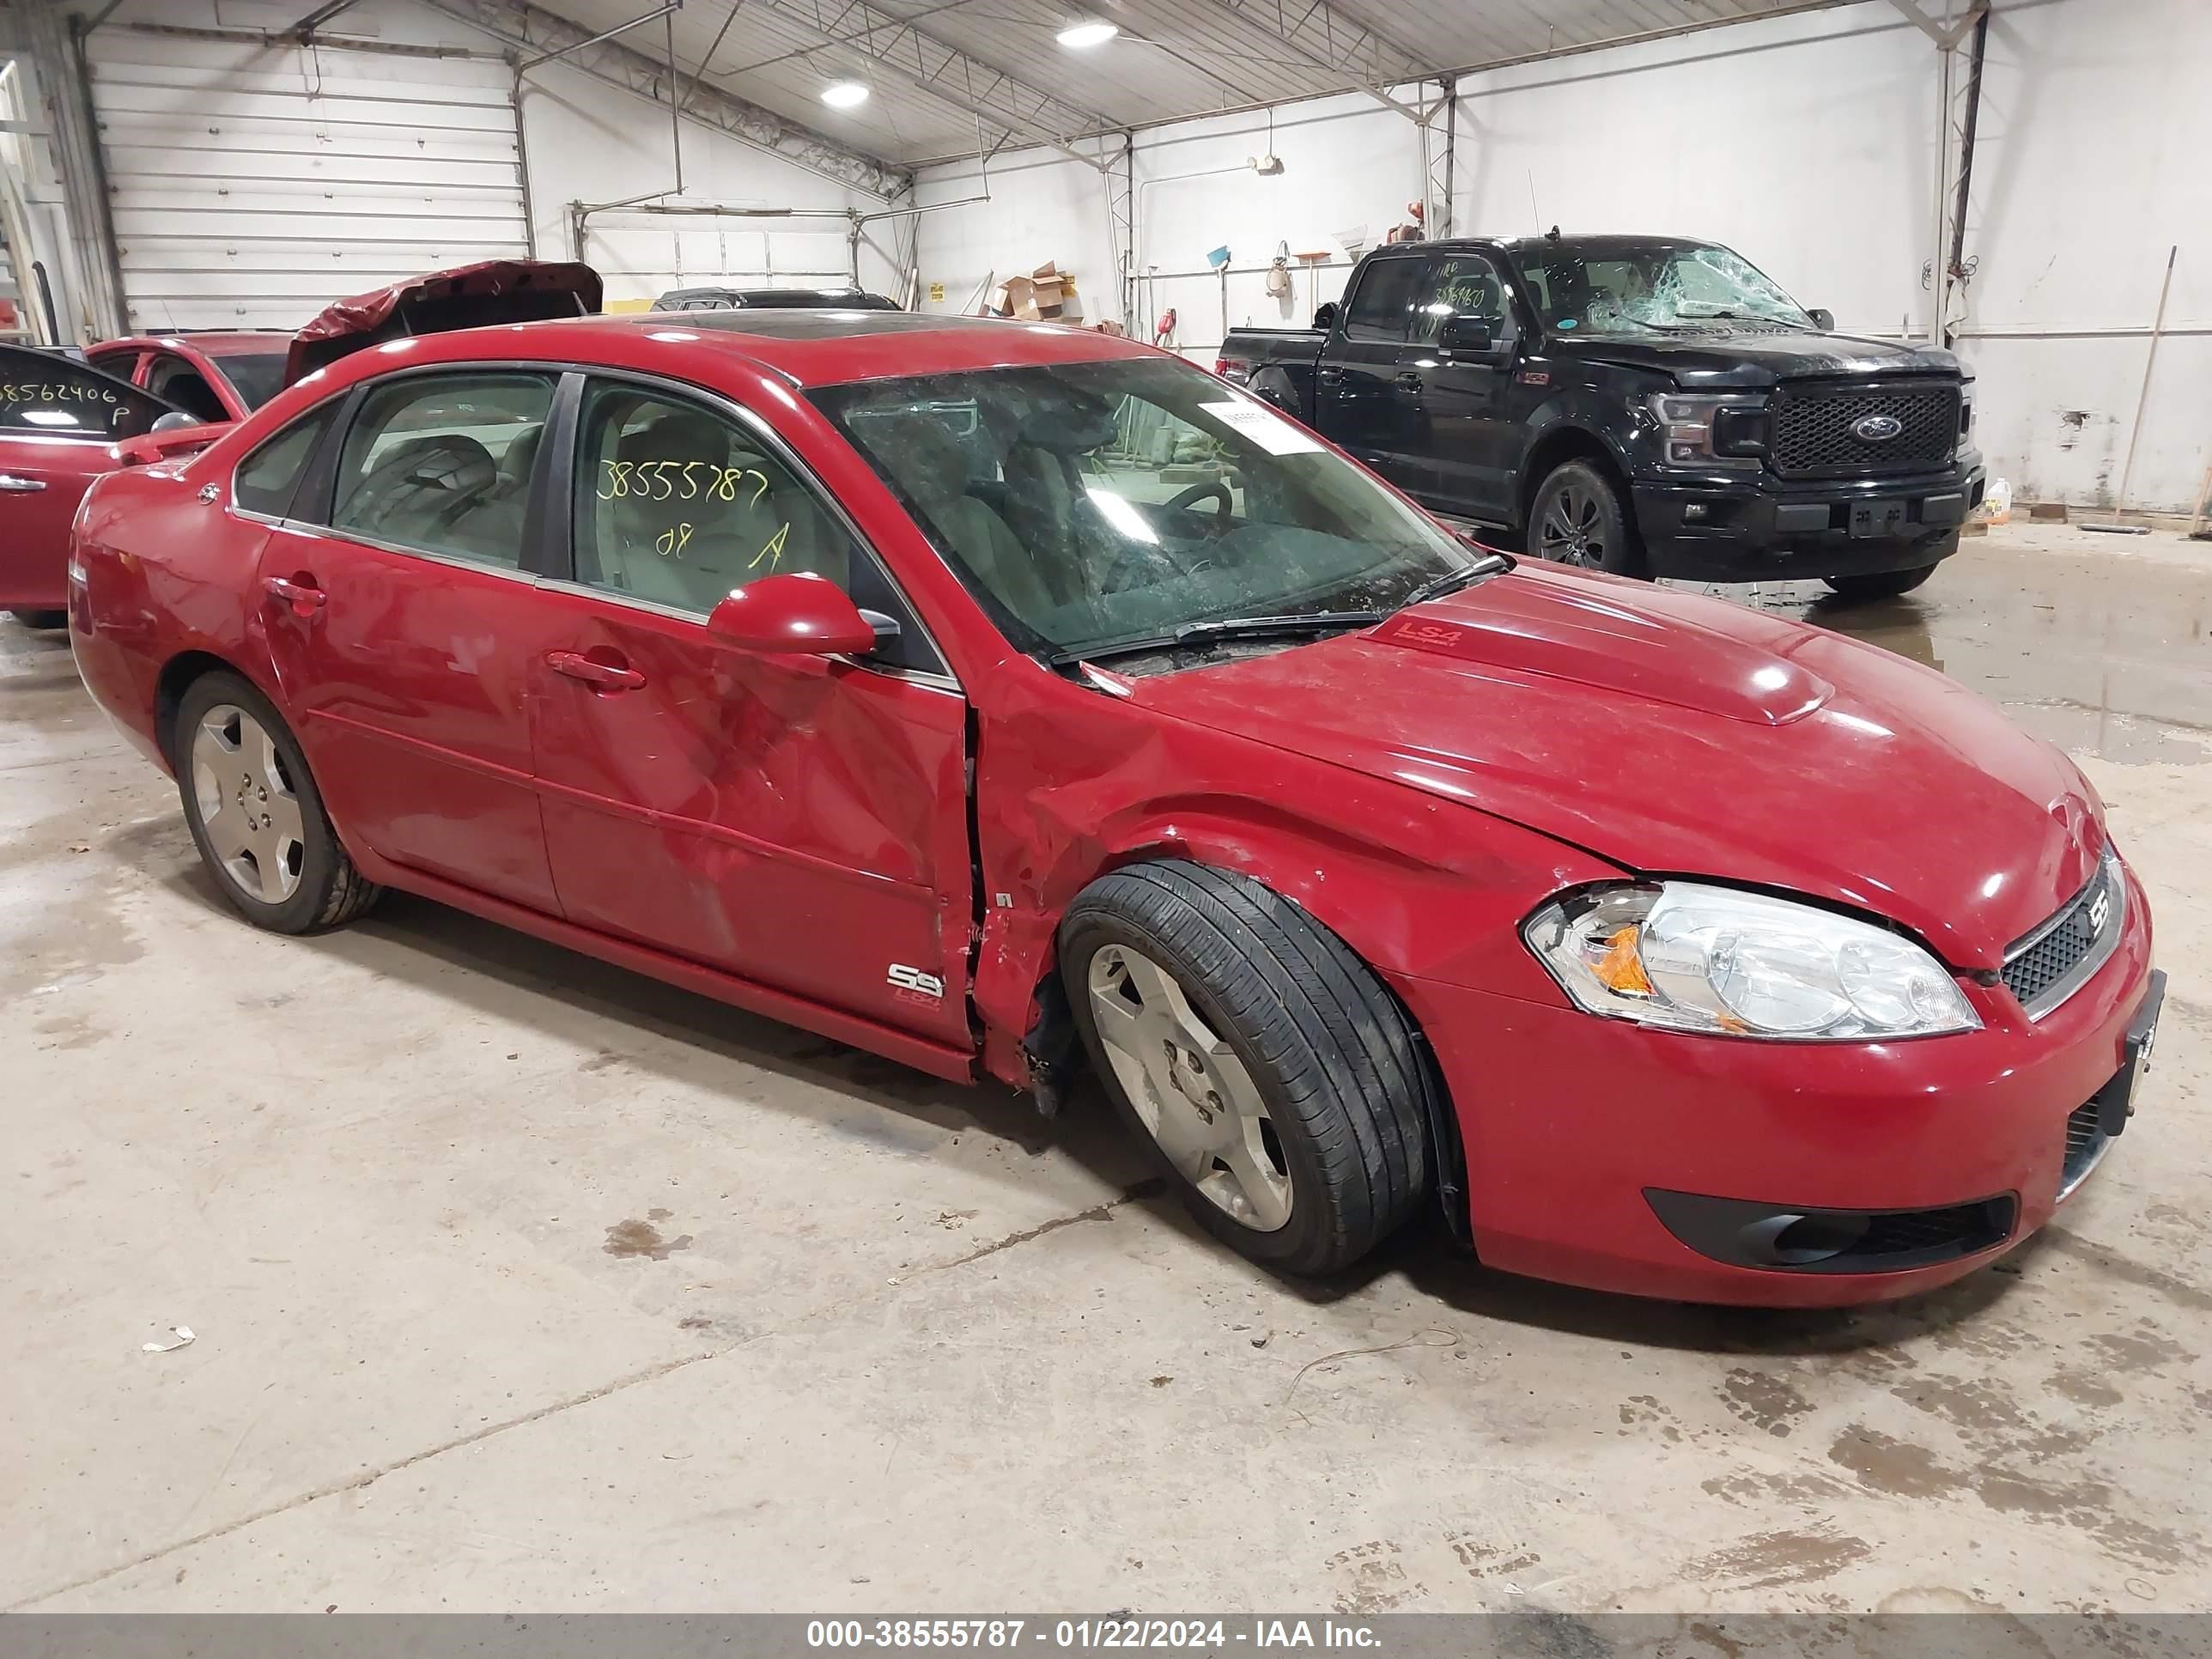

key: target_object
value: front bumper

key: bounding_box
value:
[1632,452,1985,582]
[1393,862,2154,1306]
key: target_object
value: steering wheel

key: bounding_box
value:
[1166,477,1235,523]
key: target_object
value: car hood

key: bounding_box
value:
[1127,565,2098,969]
[1553,330,1961,389]
[285,258,603,384]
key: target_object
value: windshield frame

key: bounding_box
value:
[1505,237,1815,340]
[806,353,1486,668]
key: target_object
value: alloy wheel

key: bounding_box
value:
[1087,944,1294,1231]
[191,704,306,904]
[1537,481,1604,567]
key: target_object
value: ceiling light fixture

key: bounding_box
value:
[821,80,871,108]
[1056,19,1120,48]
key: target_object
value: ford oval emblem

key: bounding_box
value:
[1853,413,1904,442]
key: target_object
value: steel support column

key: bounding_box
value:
[1420,76,1457,240]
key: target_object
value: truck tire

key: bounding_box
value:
[173,670,381,934]
[1529,459,1644,577]
[1249,366,1301,418]
[1822,560,1942,602]
[1060,860,1431,1276]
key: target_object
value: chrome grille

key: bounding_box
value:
[1769,380,1961,478]
[2002,854,2124,1019]
[2058,1101,2111,1200]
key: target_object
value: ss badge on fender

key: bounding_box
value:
[887,963,945,1004]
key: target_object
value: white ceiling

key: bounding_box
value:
[541,0,1858,167]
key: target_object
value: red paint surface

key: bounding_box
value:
[70,311,2154,1305]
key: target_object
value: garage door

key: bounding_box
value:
[87,30,529,332]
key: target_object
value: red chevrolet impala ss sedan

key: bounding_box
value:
[68,307,2161,1305]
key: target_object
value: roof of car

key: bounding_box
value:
[98,331,292,356]
[397,307,1155,391]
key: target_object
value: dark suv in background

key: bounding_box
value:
[1219,233,1984,600]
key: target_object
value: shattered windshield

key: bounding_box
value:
[1512,240,1814,337]
[810,356,1480,664]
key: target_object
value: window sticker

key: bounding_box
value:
[1199,398,1323,456]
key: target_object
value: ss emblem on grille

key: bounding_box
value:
[1852,413,1904,441]
[2087,889,2112,936]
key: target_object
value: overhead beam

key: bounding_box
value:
[422,0,909,199]
[1887,0,1986,48]
[1198,0,1430,121]
[514,0,679,70]
[745,0,1118,170]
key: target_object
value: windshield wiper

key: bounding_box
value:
[1401,551,1511,610]
[1052,611,1384,667]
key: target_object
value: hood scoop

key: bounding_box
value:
[1372,572,1834,726]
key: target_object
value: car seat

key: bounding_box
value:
[872,416,1057,628]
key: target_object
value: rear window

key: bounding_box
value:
[210,351,289,410]
[0,350,175,441]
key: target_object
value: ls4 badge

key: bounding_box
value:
[887,963,945,1000]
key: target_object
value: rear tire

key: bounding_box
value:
[8,610,69,629]
[1822,562,1938,601]
[1528,459,1644,577]
[173,670,380,934]
[1060,860,1431,1276]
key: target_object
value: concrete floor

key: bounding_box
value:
[4,521,2209,1616]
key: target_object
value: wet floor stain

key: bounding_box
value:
[1686,1524,1874,1590]
[1720,1367,1814,1437]
[603,1218,693,1260]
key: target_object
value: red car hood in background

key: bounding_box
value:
[284,258,603,384]
[1131,564,2100,969]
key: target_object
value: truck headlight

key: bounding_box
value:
[1648,392,1765,466]
[1523,882,1979,1041]
[1958,379,1976,452]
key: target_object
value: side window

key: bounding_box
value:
[331,372,555,570]
[1341,258,1423,343]
[1412,254,1509,345]
[572,380,939,672]
[0,349,175,441]
[146,354,228,423]
[233,407,335,518]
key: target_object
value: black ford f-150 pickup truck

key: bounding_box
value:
[1217,232,1984,599]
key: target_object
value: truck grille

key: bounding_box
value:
[2002,854,2123,1019]
[1769,380,1960,478]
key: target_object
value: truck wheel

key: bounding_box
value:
[8,610,69,630]
[1249,366,1301,417]
[1060,860,1431,1276]
[173,670,381,934]
[1822,564,1938,602]
[1529,459,1644,576]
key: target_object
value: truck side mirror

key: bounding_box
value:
[1312,301,1340,331]
[1808,307,1836,331]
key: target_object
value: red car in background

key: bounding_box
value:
[6,262,595,628]
[67,303,2161,1306]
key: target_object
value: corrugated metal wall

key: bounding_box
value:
[87,29,528,331]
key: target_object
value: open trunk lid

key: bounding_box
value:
[285,259,603,384]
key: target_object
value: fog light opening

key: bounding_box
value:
[1767,1212,1870,1265]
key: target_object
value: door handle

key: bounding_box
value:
[1395,372,1425,392]
[0,473,47,493]
[1316,366,1346,383]
[264,574,326,614]
[548,650,646,692]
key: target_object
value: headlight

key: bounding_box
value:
[1647,392,1765,466]
[1958,378,1976,451]
[1523,882,1980,1041]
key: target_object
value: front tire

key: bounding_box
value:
[173,670,380,934]
[1528,459,1644,576]
[1060,861,1431,1276]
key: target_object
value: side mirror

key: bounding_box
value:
[1312,301,1340,331]
[1808,307,1836,332]
[706,572,879,657]
[151,410,206,434]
